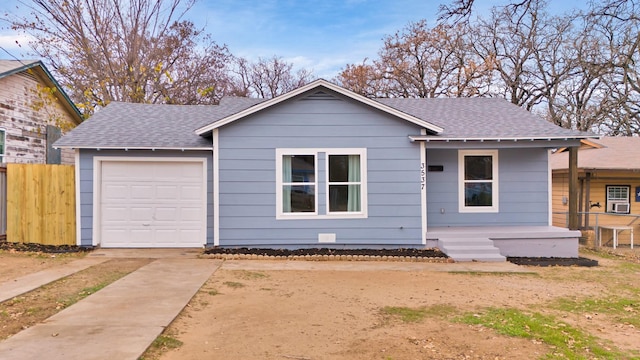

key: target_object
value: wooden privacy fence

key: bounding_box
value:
[0,165,6,238]
[7,164,76,245]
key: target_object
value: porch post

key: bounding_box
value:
[568,146,579,230]
[584,172,591,228]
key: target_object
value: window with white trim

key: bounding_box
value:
[606,185,630,214]
[327,153,362,213]
[281,153,316,214]
[276,148,367,219]
[458,150,499,213]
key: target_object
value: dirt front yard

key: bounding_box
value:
[153,250,640,360]
[0,251,83,283]
[1,248,639,360]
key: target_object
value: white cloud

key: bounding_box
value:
[0,32,35,59]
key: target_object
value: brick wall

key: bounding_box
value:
[0,71,77,165]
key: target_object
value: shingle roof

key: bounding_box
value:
[56,85,591,149]
[0,59,40,76]
[0,59,83,124]
[54,98,264,149]
[376,97,586,138]
[550,136,640,171]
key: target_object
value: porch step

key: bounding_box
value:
[438,237,506,262]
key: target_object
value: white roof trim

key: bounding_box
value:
[195,79,444,135]
[409,135,600,142]
[55,146,212,151]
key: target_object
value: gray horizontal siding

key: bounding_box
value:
[77,149,214,246]
[426,147,550,226]
[217,91,423,248]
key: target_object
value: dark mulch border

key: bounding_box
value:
[507,257,598,267]
[0,241,93,254]
[205,247,447,258]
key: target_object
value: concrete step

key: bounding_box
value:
[446,254,507,262]
[441,245,504,255]
[437,237,506,262]
[440,239,495,246]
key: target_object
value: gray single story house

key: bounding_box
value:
[56,79,594,261]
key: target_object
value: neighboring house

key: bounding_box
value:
[56,79,594,260]
[551,137,639,248]
[0,60,83,164]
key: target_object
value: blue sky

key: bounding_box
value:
[0,0,586,78]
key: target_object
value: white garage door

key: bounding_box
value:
[99,160,206,248]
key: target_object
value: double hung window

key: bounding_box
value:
[458,150,499,213]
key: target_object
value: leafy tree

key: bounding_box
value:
[10,0,233,115]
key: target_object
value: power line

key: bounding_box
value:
[0,45,26,63]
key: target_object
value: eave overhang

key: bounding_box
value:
[409,135,601,143]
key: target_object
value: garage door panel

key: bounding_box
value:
[130,185,155,200]
[181,185,203,199]
[103,184,129,201]
[155,230,178,244]
[181,207,203,221]
[179,163,205,179]
[130,207,154,221]
[102,206,129,221]
[129,229,154,244]
[154,207,178,221]
[102,229,128,244]
[177,229,202,242]
[156,185,180,200]
[100,160,206,248]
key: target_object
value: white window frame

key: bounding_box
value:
[276,148,367,220]
[606,185,630,214]
[458,149,499,213]
[276,149,319,219]
[325,148,367,218]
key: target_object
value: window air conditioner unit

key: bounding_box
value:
[612,202,630,213]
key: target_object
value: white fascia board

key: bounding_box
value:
[409,135,601,142]
[195,79,444,135]
[55,146,213,151]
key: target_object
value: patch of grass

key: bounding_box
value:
[422,304,458,318]
[25,307,41,315]
[379,304,457,325]
[235,270,269,280]
[223,281,245,288]
[458,307,629,359]
[553,297,640,327]
[206,289,220,296]
[617,261,640,272]
[139,335,183,360]
[580,248,617,259]
[58,281,111,308]
[381,306,428,323]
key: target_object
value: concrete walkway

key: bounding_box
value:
[0,257,221,360]
[0,257,109,303]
